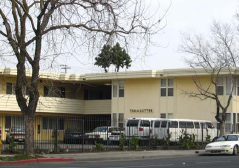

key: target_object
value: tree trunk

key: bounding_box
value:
[24,113,35,156]
[219,121,225,137]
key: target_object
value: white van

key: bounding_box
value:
[150,119,169,140]
[150,119,217,142]
[124,118,157,140]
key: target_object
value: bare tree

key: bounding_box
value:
[180,21,239,136]
[0,0,165,155]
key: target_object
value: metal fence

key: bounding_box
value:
[1,115,238,153]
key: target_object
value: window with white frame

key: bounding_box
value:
[160,113,166,118]
[160,79,174,97]
[6,82,15,95]
[119,81,124,97]
[118,113,124,128]
[226,76,232,95]
[112,81,124,98]
[217,77,224,95]
[160,113,173,119]
[167,113,174,119]
[112,113,124,128]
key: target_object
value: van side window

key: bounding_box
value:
[140,120,150,127]
[201,122,206,129]
[151,121,154,127]
[179,122,186,128]
[161,121,167,128]
[169,121,178,128]
[194,122,200,129]
[154,121,161,128]
[186,122,194,128]
[206,122,213,129]
[127,120,139,126]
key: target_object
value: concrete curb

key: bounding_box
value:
[0,158,74,165]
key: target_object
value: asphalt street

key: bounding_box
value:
[1,155,239,168]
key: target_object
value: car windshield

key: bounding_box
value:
[12,127,25,132]
[93,127,107,132]
[216,135,238,141]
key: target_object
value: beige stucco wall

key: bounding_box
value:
[111,76,234,123]
[111,79,160,119]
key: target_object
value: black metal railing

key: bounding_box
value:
[1,115,238,153]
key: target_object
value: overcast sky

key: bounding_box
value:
[61,0,239,74]
[2,0,238,74]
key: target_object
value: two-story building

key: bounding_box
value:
[0,68,238,141]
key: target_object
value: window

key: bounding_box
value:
[206,122,214,129]
[179,122,186,128]
[226,76,232,95]
[127,120,139,127]
[154,121,161,128]
[6,82,15,95]
[194,122,200,129]
[160,79,174,97]
[160,79,166,96]
[161,113,173,119]
[44,86,65,98]
[168,79,174,96]
[140,120,150,127]
[201,122,206,129]
[160,113,166,118]
[186,122,194,128]
[112,113,117,127]
[119,81,124,97]
[5,116,24,128]
[217,77,223,95]
[112,113,124,128]
[169,121,178,128]
[118,113,124,128]
[112,81,125,98]
[167,113,174,119]
[42,117,64,130]
[161,121,167,128]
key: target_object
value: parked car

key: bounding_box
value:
[205,134,239,155]
[6,126,25,144]
[63,128,86,144]
[85,126,121,143]
[108,127,124,144]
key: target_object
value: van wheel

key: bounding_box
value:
[233,145,238,155]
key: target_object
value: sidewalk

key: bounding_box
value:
[42,150,204,161]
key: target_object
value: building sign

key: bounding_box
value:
[130,109,153,113]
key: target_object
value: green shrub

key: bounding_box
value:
[162,133,171,149]
[119,133,126,150]
[129,136,139,150]
[6,136,17,153]
[150,136,159,149]
[206,134,211,143]
[178,130,199,149]
[95,141,103,151]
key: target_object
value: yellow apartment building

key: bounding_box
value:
[0,68,238,141]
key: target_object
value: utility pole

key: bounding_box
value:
[60,64,71,74]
